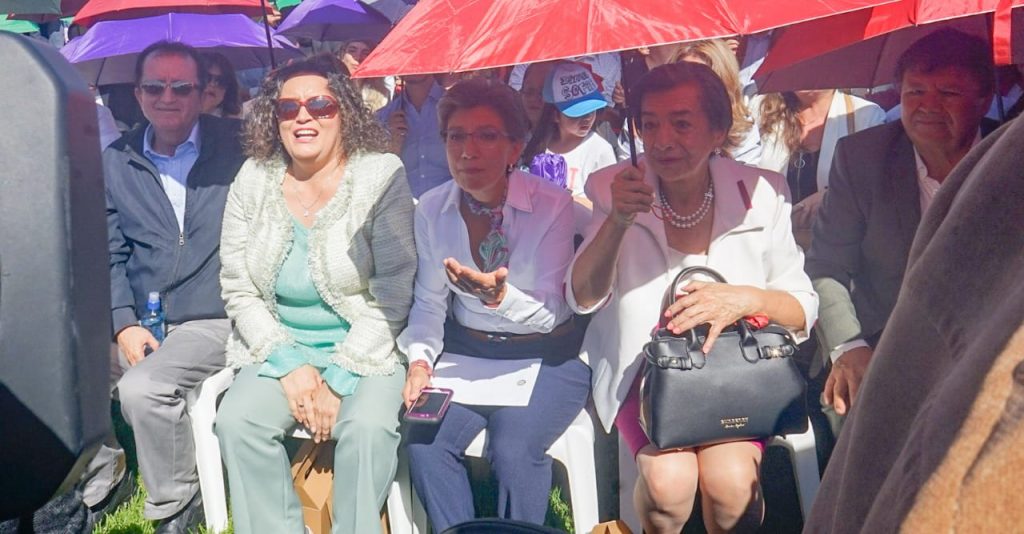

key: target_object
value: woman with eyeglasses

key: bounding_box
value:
[397,77,590,532]
[214,54,416,534]
[199,52,243,119]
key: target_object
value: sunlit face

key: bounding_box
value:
[555,110,596,139]
[201,64,226,114]
[900,66,990,154]
[340,41,371,73]
[639,83,726,184]
[277,74,344,166]
[135,52,203,143]
[444,105,524,197]
[520,63,554,128]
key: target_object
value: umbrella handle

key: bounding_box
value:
[258,0,276,69]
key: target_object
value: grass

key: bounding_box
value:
[95,421,574,534]
[94,470,572,534]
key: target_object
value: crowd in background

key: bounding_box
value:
[6,14,1024,534]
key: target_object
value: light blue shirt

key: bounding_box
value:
[377,83,452,198]
[143,122,201,231]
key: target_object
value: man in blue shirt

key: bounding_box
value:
[86,41,245,534]
[377,75,452,198]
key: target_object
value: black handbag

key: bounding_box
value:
[638,266,808,450]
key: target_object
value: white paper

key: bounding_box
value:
[431,352,542,407]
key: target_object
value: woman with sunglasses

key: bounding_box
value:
[199,52,243,119]
[397,77,590,532]
[214,54,416,534]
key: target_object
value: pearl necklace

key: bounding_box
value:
[657,180,714,229]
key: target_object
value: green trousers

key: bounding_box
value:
[215,364,405,534]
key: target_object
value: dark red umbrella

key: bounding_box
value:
[755,0,1024,91]
[73,0,269,27]
[353,0,898,78]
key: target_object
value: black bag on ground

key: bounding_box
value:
[639,266,808,450]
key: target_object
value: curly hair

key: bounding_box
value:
[757,92,804,154]
[243,53,388,164]
[671,39,752,155]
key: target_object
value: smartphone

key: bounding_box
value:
[403,387,454,424]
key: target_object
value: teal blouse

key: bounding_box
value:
[258,220,360,395]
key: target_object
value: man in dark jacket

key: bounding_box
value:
[88,41,245,534]
[806,29,993,424]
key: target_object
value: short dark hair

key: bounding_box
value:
[134,41,208,89]
[627,62,733,141]
[437,78,530,142]
[895,29,994,96]
[243,53,388,163]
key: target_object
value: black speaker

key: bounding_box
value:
[0,33,111,519]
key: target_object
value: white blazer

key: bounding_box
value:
[566,157,819,431]
[755,91,885,192]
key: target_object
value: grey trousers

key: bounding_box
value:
[215,364,405,534]
[114,319,230,519]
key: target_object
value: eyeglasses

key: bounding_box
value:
[275,95,340,121]
[442,128,512,148]
[138,80,200,97]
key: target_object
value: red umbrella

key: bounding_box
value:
[73,0,270,27]
[352,0,899,78]
[755,0,1024,91]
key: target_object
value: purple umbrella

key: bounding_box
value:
[276,0,391,42]
[60,12,303,85]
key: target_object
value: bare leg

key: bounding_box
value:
[696,441,764,533]
[634,445,699,533]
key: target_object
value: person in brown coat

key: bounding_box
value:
[803,112,1024,532]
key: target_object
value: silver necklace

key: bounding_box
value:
[290,173,333,218]
[658,180,714,229]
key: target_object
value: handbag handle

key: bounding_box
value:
[659,265,727,314]
[659,266,763,363]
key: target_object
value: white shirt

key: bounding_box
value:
[397,170,576,367]
[549,131,617,198]
[830,130,981,363]
[142,123,201,232]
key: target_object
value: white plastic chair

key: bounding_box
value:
[187,367,429,534]
[616,419,821,533]
[462,408,601,534]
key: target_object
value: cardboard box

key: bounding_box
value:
[591,520,633,534]
[292,440,334,534]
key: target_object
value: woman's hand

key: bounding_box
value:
[311,383,341,443]
[663,282,765,353]
[280,365,323,430]
[443,258,508,307]
[609,161,653,228]
[402,366,432,410]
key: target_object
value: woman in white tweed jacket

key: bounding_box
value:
[214,55,416,534]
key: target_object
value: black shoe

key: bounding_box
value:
[154,491,204,534]
[84,474,137,531]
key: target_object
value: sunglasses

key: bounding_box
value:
[138,80,200,97]
[442,128,511,147]
[275,95,340,121]
[207,74,226,88]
